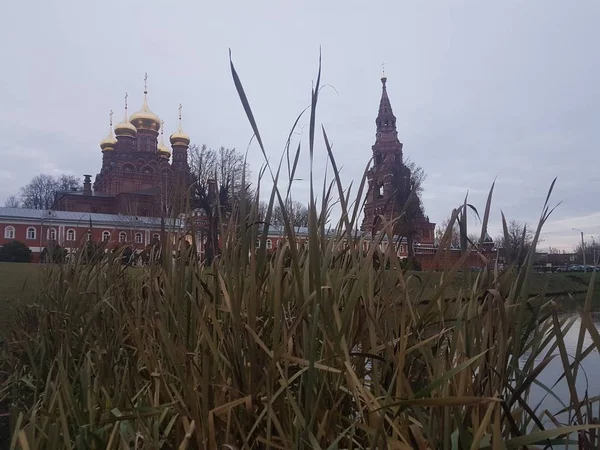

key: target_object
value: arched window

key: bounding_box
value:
[47,228,57,240]
[152,233,160,241]
[377,182,384,198]
[4,226,15,239]
[66,229,76,241]
[135,232,143,244]
[86,231,92,241]
[26,227,36,240]
[255,239,260,248]
[119,232,127,243]
[102,230,111,241]
[266,239,273,250]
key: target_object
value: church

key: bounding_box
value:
[0,73,494,267]
[54,75,193,217]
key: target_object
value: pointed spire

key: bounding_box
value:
[376,70,397,138]
[142,72,150,111]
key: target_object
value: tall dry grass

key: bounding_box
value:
[1,54,600,449]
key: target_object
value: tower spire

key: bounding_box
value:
[124,92,129,120]
[376,71,396,139]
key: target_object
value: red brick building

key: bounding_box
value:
[54,76,192,217]
[0,208,177,262]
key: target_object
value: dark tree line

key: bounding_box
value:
[5,174,81,209]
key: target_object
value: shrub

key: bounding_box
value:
[0,240,32,263]
[40,243,68,264]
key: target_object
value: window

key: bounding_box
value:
[47,228,57,241]
[152,233,160,241]
[4,226,15,239]
[377,182,384,198]
[102,230,111,241]
[26,227,36,240]
[119,232,127,243]
[135,232,143,244]
[255,239,260,248]
[86,231,92,241]
[266,239,273,250]
[66,229,76,241]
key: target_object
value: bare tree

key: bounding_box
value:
[392,158,427,258]
[55,174,81,192]
[4,195,20,208]
[20,174,60,210]
[188,145,252,264]
[495,219,534,269]
[189,144,251,208]
[15,173,82,210]
[271,200,309,227]
[435,217,460,248]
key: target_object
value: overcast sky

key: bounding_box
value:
[1,0,598,250]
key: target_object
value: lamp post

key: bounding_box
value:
[592,236,597,269]
[572,228,586,267]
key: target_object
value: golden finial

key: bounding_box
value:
[381,62,386,78]
[178,104,183,130]
[161,119,165,138]
[144,72,148,94]
[109,110,114,128]
[124,92,129,118]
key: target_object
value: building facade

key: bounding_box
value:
[54,77,192,217]
[0,208,177,262]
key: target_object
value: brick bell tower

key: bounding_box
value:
[361,72,412,233]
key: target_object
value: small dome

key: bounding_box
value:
[100,111,118,150]
[100,133,117,151]
[170,128,190,147]
[157,121,171,159]
[170,104,190,146]
[129,93,161,133]
[158,142,171,159]
[114,119,137,137]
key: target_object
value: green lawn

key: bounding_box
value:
[0,262,42,328]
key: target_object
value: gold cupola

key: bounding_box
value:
[158,120,171,159]
[114,93,137,138]
[100,110,118,151]
[169,104,190,146]
[129,73,161,133]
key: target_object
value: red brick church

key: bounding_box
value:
[54,75,192,217]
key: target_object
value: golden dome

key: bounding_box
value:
[129,73,161,133]
[169,103,190,147]
[114,93,137,138]
[158,121,171,159]
[100,111,118,151]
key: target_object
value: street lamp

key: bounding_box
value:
[572,228,586,267]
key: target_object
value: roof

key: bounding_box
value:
[55,190,113,198]
[0,207,179,228]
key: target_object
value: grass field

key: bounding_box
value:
[1,262,598,323]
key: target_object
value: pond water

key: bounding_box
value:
[523,313,600,442]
